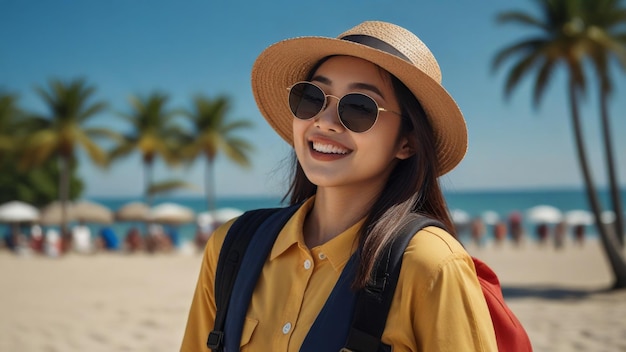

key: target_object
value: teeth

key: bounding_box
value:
[312,142,349,154]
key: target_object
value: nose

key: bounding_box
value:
[314,95,344,132]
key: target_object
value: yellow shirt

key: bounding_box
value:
[181,198,497,351]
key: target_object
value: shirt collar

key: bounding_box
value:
[270,196,363,271]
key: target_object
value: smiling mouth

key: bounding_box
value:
[311,141,350,155]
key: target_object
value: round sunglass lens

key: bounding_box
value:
[339,93,378,132]
[289,82,325,120]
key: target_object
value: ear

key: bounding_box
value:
[395,136,415,160]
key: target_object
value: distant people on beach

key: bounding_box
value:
[29,224,44,254]
[2,225,32,255]
[166,226,180,250]
[124,227,143,253]
[194,214,215,252]
[72,221,93,254]
[44,228,62,257]
[536,223,550,246]
[493,221,507,246]
[95,226,120,251]
[553,221,566,249]
[144,224,176,253]
[3,226,18,252]
[470,217,486,247]
[507,211,525,246]
[573,224,586,246]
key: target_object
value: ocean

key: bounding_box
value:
[4,188,626,245]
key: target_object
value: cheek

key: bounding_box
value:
[364,119,404,153]
[292,118,307,143]
[292,118,312,155]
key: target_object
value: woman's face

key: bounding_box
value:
[292,55,413,194]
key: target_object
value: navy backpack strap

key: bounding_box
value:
[207,205,299,351]
[299,253,359,352]
[343,214,445,352]
[207,207,278,351]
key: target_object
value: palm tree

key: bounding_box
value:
[20,78,118,233]
[110,92,186,206]
[581,0,626,245]
[0,92,85,207]
[181,95,254,212]
[493,0,626,289]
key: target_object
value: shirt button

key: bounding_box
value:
[318,253,326,260]
[282,322,292,334]
[304,259,312,270]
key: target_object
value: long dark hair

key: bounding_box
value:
[284,57,456,289]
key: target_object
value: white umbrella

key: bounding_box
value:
[0,201,40,223]
[450,209,470,225]
[564,209,595,226]
[150,202,195,225]
[526,205,563,224]
[601,210,615,224]
[481,210,500,226]
[212,208,244,223]
[197,207,244,226]
[196,212,213,226]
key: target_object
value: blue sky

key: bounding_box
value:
[1,0,625,198]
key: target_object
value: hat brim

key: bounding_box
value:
[251,36,467,176]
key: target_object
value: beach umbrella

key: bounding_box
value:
[526,205,562,224]
[564,210,595,226]
[450,209,470,225]
[0,201,40,223]
[115,201,150,222]
[601,210,616,224]
[197,207,244,227]
[196,212,213,226]
[40,201,76,226]
[481,210,500,226]
[212,208,244,223]
[150,202,195,225]
[73,200,114,224]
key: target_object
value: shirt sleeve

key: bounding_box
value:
[383,226,498,351]
[179,219,234,352]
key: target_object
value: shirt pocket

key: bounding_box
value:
[240,317,259,349]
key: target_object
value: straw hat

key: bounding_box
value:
[251,20,467,175]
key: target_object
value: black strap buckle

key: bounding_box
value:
[207,330,224,350]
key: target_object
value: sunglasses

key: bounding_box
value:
[287,81,402,133]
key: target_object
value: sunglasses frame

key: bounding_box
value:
[287,81,402,133]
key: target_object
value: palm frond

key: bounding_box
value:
[492,38,547,71]
[497,11,548,31]
[532,58,557,107]
[75,132,107,167]
[147,179,199,196]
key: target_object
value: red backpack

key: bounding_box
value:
[472,257,533,351]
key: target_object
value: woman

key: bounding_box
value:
[181,21,498,351]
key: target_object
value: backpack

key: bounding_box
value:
[207,206,532,352]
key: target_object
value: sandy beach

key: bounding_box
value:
[1,239,625,352]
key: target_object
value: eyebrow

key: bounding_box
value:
[311,75,386,99]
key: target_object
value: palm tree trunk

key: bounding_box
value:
[59,156,69,236]
[599,87,625,247]
[205,159,217,213]
[144,160,153,207]
[143,158,154,235]
[568,83,626,289]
